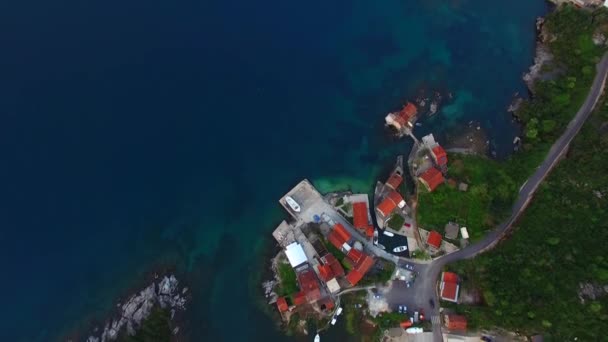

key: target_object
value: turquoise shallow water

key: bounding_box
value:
[0,0,548,340]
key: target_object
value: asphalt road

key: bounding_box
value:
[391,53,608,342]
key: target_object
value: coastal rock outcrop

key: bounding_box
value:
[523,17,555,92]
[86,275,187,342]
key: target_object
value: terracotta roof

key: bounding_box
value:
[365,226,374,238]
[440,281,459,302]
[322,254,345,277]
[328,231,346,251]
[445,314,467,330]
[399,102,417,121]
[333,223,351,242]
[356,255,375,275]
[387,190,404,207]
[377,196,397,216]
[293,291,306,306]
[432,145,448,166]
[352,202,369,229]
[298,269,319,291]
[427,230,442,249]
[346,269,363,286]
[346,254,375,286]
[419,167,444,192]
[276,297,288,312]
[442,272,459,283]
[346,248,363,264]
[386,172,403,190]
[317,264,334,282]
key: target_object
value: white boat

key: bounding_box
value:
[285,196,301,212]
[393,246,408,253]
[314,334,320,342]
[383,231,395,237]
[330,317,337,325]
[336,307,343,316]
[373,230,379,245]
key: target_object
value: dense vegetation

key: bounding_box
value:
[451,88,608,340]
[119,307,171,342]
[417,155,517,240]
[418,5,608,243]
[444,5,608,340]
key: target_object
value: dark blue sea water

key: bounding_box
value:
[0,0,547,340]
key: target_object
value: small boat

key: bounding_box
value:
[383,231,395,237]
[393,246,408,253]
[373,230,379,245]
[285,196,301,212]
[377,243,386,250]
[314,334,320,342]
[336,307,343,316]
[330,317,337,325]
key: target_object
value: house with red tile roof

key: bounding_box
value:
[317,264,334,283]
[398,102,417,124]
[327,223,352,251]
[276,297,288,312]
[440,271,460,303]
[377,196,397,217]
[419,167,444,192]
[352,202,371,232]
[334,223,351,241]
[442,272,458,283]
[385,102,418,131]
[365,226,374,238]
[376,190,406,218]
[297,268,321,303]
[387,191,405,208]
[386,172,403,190]
[321,254,345,277]
[346,248,363,264]
[431,145,448,166]
[444,314,467,330]
[346,253,375,286]
[293,291,306,306]
[427,230,442,249]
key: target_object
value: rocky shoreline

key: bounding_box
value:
[84,274,188,342]
[522,17,556,93]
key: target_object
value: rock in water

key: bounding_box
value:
[86,274,188,342]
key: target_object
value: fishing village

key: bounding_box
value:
[262,98,476,342]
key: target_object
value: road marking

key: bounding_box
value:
[431,315,441,325]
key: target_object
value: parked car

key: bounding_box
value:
[404,222,411,228]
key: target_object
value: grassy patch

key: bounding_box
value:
[387,214,405,230]
[277,262,298,296]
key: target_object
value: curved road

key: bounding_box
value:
[417,53,608,341]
